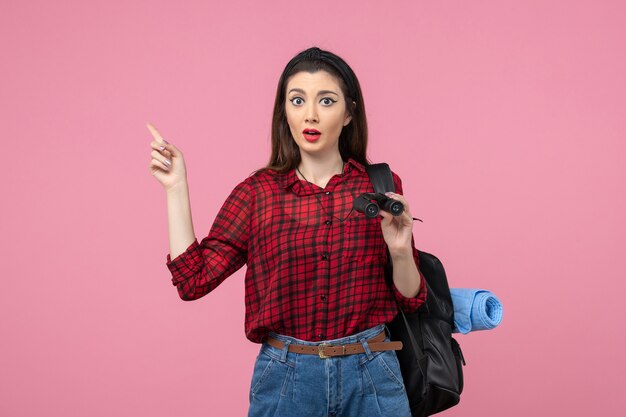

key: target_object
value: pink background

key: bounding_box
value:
[1,0,624,416]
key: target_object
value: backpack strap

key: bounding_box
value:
[365,163,396,194]
[365,162,429,390]
[364,162,396,290]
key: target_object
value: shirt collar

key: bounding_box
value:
[278,157,366,190]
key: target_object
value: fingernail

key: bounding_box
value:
[164,159,171,166]
[163,139,169,144]
[159,145,165,151]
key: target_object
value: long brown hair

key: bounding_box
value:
[253,47,370,176]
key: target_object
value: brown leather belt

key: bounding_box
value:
[266,331,403,359]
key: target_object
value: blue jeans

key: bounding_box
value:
[247,324,412,417]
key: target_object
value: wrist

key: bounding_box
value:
[388,245,413,260]
[166,181,189,195]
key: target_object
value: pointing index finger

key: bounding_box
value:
[146,122,167,143]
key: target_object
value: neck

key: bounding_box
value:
[296,154,345,185]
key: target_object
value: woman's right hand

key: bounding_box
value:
[147,122,188,192]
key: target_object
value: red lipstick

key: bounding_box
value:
[303,128,321,142]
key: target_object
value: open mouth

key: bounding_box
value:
[303,129,321,142]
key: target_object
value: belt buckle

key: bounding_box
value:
[318,343,331,359]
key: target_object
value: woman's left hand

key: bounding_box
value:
[379,192,415,256]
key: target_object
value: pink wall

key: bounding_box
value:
[1,0,624,416]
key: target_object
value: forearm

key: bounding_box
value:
[390,247,421,298]
[166,182,196,260]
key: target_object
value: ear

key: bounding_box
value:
[344,101,356,126]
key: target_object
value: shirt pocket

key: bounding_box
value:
[343,211,389,263]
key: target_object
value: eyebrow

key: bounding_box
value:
[287,88,339,96]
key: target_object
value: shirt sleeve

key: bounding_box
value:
[165,179,252,300]
[389,172,428,313]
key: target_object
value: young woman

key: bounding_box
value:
[148,46,427,417]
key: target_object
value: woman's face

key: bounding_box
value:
[285,70,352,160]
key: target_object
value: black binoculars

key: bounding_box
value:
[353,192,404,218]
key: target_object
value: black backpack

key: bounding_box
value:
[365,163,466,416]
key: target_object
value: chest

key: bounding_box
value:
[249,187,388,264]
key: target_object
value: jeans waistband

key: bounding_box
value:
[267,324,387,346]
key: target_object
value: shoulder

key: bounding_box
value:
[390,170,402,184]
[231,167,285,195]
[361,161,404,194]
[390,169,404,194]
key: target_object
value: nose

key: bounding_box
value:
[305,103,319,123]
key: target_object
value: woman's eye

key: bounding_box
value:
[290,97,304,106]
[321,98,336,106]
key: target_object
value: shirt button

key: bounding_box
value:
[321,252,329,260]
[318,333,324,340]
[325,220,331,225]
[321,295,327,301]
[325,191,331,195]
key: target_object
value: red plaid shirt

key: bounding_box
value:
[166,158,427,343]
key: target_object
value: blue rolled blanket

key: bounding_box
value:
[449,288,503,334]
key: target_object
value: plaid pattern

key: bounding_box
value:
[166,158,427,343]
